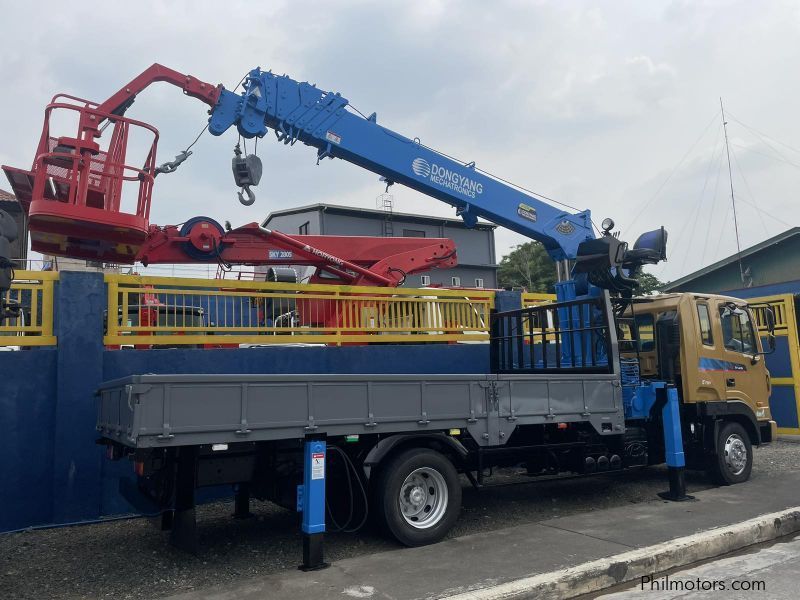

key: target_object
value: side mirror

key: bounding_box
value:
[755,331,776,358]
[763,307,776,334]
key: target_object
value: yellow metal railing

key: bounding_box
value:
[104,274,495,346]
[750,294,791,332]
[0,270,58,347]
[749,293,800,434]
[520,293,557,336]
[522,292,556,307]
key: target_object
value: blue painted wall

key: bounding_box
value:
[1,271,495,532]
[719,280,800,299]
[0,349,58,532]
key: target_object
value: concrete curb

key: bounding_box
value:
[443,507,800,600]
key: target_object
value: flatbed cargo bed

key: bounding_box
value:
[97,372,624,449]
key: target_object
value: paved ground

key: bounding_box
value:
[155,468,800,600]
[2,441,798,600]
[600,533,800,599]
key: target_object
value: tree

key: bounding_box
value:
[497,241,556,292]
[498,242,667,294]
[634,271,667,295]
[497,242,668,295]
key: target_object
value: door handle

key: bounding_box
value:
[726,377,736,388]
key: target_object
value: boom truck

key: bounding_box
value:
[3,65,778,564]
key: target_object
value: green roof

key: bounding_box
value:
[663,227,800,291]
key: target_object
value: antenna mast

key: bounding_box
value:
[720,97,746,284]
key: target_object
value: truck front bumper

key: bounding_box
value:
[760,420,778,444]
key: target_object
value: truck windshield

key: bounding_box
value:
[719,306,756,354]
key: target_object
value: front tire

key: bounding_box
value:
[706,421,752,485]
[375,448,461,547]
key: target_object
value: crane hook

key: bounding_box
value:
[238,186,256,206]
[232,143,262,207]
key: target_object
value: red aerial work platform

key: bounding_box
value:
[2,65,457,288]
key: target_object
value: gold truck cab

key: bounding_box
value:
[619,293,777,484]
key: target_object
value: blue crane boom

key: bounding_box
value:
[207,68,667,297]
[207,68,593,263]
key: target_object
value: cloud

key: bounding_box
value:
[1,0,799,283]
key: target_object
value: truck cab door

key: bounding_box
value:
[690,300,728,402]
[716,302,770,411]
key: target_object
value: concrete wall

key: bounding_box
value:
[320,212,495,266]
[404,265,496,289]
[0,271,500,532]
[265,208,322,236]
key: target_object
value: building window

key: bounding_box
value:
[420,275,431,286]
[451,276,461,287]
[403,229,426,238]
[697,303,713,346]
[475,278,484,289]
[299,221,309,235]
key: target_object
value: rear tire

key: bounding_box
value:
[706,421,752,485]
[374,448,461,547]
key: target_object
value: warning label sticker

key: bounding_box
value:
[311,452,325,480]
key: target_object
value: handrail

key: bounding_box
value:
[104,274,495,347]
[521,292,556,307]
[0,270,58,347]
[748,293,793,332]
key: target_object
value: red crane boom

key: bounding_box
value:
[2,65,458,288]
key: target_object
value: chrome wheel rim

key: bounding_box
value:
[723,433,748,475]
[398,467,448,529]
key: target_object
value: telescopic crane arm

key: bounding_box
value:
[204,67,667,294]
[207,68,592,263]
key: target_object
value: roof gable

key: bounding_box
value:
[663,227,800,290]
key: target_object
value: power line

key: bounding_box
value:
[726,111,800,157]
[701,138,727,265]
[720,98,746,285]
[731,142,800,172]
[729,143,768,237]
[627,109,721,230]
[679,127,725,275]
[712,205,733,264]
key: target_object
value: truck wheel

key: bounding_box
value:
[706,421,752,485]
[375,448,461,547]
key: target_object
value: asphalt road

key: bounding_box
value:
[600,533,800,599]
[2,441,799,600]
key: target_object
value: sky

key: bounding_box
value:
[1,0,799,282]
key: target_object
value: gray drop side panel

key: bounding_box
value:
[488,374,624,445]
[97,373,623,449]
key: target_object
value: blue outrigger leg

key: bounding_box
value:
[298,437,329,570]
[658,386,693,501]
